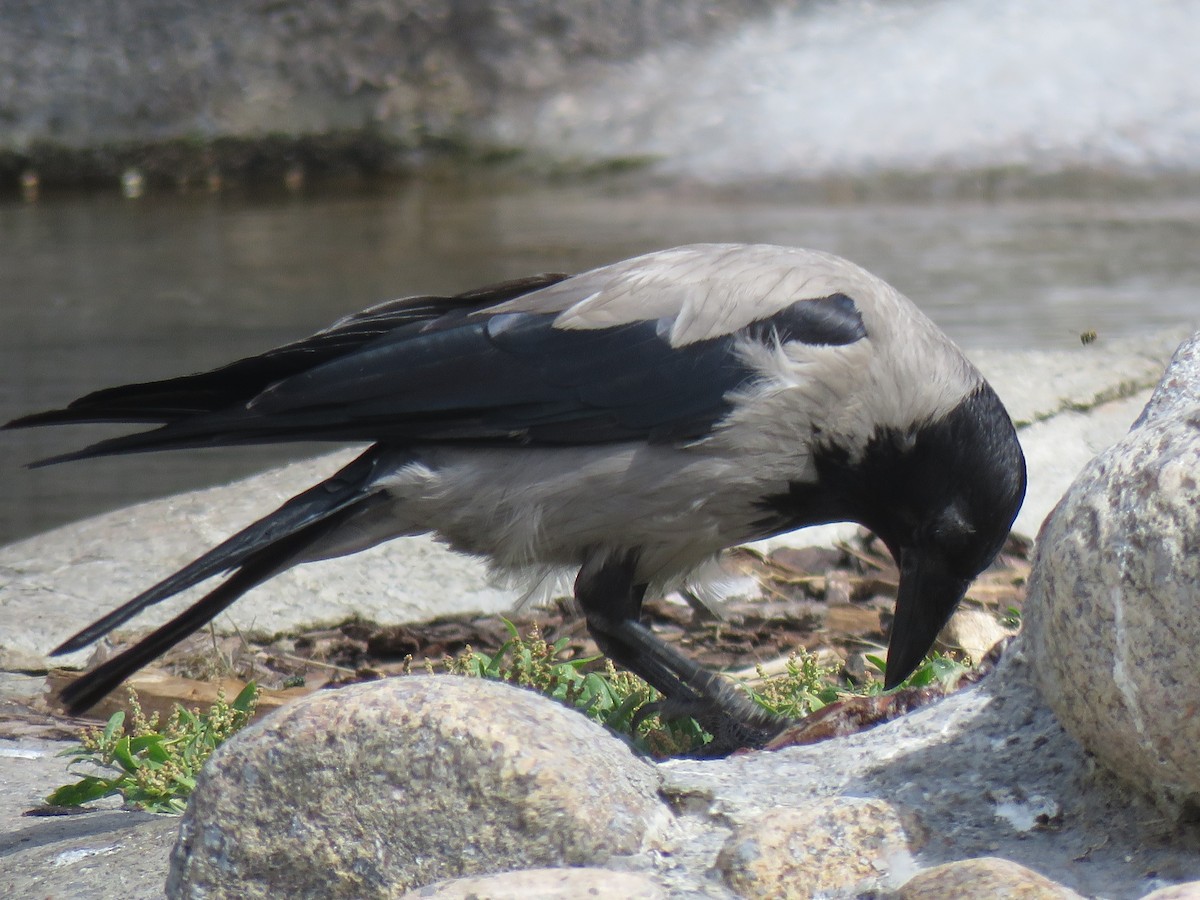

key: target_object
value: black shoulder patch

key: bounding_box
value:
[746,293,866,347]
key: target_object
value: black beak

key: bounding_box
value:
[884,548,970,690]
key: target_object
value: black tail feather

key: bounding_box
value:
[58,493,385,716]
[24,419,316,469]
[51,448,389,656]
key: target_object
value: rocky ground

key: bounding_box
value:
[27,530,1027,731]
[2,329,1198,898]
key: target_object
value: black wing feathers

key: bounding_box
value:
[4,273,570,429]
[56,489,389,716]
[10,289,868,465]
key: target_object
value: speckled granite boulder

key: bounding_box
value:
[714,797,922,898]
[166,676,668,898]
[897,857,1085,899]
[1025,331,1200,819]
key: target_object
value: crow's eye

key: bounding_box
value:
[923,503,976,557]
[930,502,1012,580]
[936,504,974,539]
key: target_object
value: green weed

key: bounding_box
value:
[47,622,977,812]
[47,683,258,814]
[443,620,707,755]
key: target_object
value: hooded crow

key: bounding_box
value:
[6,244,1025,749]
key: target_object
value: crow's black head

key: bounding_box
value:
[766,382,1026,688]
[847,384,1026,686]
[854,386,1025,570]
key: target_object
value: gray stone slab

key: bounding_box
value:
[0,737,177,899]
[0,450,519,667]
[974,329,1188,538]
[969,330,1185,429]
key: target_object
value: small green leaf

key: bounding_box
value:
[46,776,118,807]
[101,710,125,743]
[908,666,935,687]
[56,745,98,760]
[129,734,167,758]
[231,682,259,713]
[111,736,139,773]
[174,707,200,730]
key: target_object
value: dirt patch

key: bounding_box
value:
[24,531,1029,732]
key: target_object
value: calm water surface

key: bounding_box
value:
[2,177,1197,544]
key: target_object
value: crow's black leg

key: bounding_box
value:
[574,552,788,755]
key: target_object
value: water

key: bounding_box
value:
[1,177,1197,545]
[490,0,1200,181]
[4,0,1199,545]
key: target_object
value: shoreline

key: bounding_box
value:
[8,142,1200,204]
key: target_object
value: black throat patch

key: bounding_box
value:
[757,383,1026,576]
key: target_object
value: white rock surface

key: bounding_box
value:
[402,867,669,899]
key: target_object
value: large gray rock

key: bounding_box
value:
[1025,332,1200,819]
[166,676,668,898]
